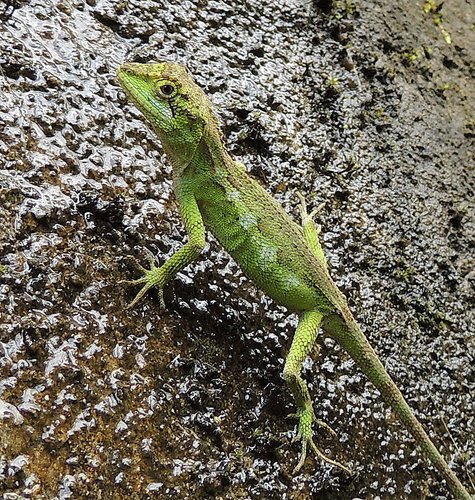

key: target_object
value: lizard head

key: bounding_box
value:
[117,61,218,165]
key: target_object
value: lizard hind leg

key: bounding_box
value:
[283,310,351,475]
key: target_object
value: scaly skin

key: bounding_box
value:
[117,61,472,499]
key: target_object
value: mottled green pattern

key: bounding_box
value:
[117,62,471,499]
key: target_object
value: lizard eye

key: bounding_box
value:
[155,81,177,98]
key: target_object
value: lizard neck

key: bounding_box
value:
[201,122,234,176]
[172,120,234,182]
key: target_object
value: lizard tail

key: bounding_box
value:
[322,312,471,500]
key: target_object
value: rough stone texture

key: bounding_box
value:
[0,0,473,498]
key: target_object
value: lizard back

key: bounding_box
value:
[186,140,347,315]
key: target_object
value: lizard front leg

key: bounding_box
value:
[124,190,206,308]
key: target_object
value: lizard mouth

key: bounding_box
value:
[117,62,175,132]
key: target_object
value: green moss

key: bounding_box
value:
[438,83,452,93]
[422,0,438,14]
[335,0,355,16]
[422,0,452,44]
[326,75,341,92]
[401,48,422,64]
[326,0,356,20]
[373,107,386,119]
[395,266,417,283]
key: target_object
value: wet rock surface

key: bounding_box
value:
[0,0,474,498]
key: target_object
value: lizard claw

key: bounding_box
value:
[158,288,166,309]
[291,406,351,475]
[142,247,158,268]
[126,281,156,309]
[291,428,302,444]
[293,434,352,475]
[119,276,148,286]
[315,419,337,438]
[293,436,352,475]
[293,438,309,474]
[122,252,156,273]
[121,251,164,309]
[295,191,325,235]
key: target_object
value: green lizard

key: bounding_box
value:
[116,61,472,499]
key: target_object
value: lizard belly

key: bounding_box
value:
[237,251,320,311]
[200,203,324,311]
